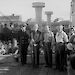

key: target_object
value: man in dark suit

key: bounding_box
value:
[30,24,42,66]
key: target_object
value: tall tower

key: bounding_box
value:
[71,0,75,27]
[32,2,45,31]
[45,11,53,29]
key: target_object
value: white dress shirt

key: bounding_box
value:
[56,31,68,43]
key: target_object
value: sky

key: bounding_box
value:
[0,0,71,21]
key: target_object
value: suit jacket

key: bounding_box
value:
[31,30,41,44]
[18,30,29,46]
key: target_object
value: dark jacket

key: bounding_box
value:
[31,30,41,44]
[18,30,29,46]
[69,35,75,44]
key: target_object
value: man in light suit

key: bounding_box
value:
[43,25,55,68]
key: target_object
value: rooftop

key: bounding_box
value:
[32,2,45,7]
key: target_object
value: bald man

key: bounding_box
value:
[31,24,42,66]
[55,25,68,71]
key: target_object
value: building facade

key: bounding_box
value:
[0,14,22,28]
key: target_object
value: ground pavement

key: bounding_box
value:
[0,55,67,75]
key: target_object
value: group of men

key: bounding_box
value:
[18,23,69,72]
[1,22,75,74]
[43,24,68,71]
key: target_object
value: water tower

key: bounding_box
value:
[32,2,45,31]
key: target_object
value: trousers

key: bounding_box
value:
[44,42,52,67]
[32,43,40,66]
[20,44,28,65]
[55,43,66,70]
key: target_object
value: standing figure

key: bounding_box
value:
[18,26,30,65]
[55,25,68,71]
[43,26,55,68]
[66,27,75,75]
[30,24,41,66]
[69,27,75,39]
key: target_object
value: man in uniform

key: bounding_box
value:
[55,25,68,71]
[18,26,30,65]
[43,25,55,68]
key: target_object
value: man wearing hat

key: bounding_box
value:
[67,27,75,54]
[67,27,75,75]
[55,25,68,71]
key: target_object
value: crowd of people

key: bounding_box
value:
[0,24,17,54]
[0,23,75,74]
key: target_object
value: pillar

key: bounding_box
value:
[32,2,45,31]
[71,0,75,26]
[45,11,53,29]
[72,13,75,27]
